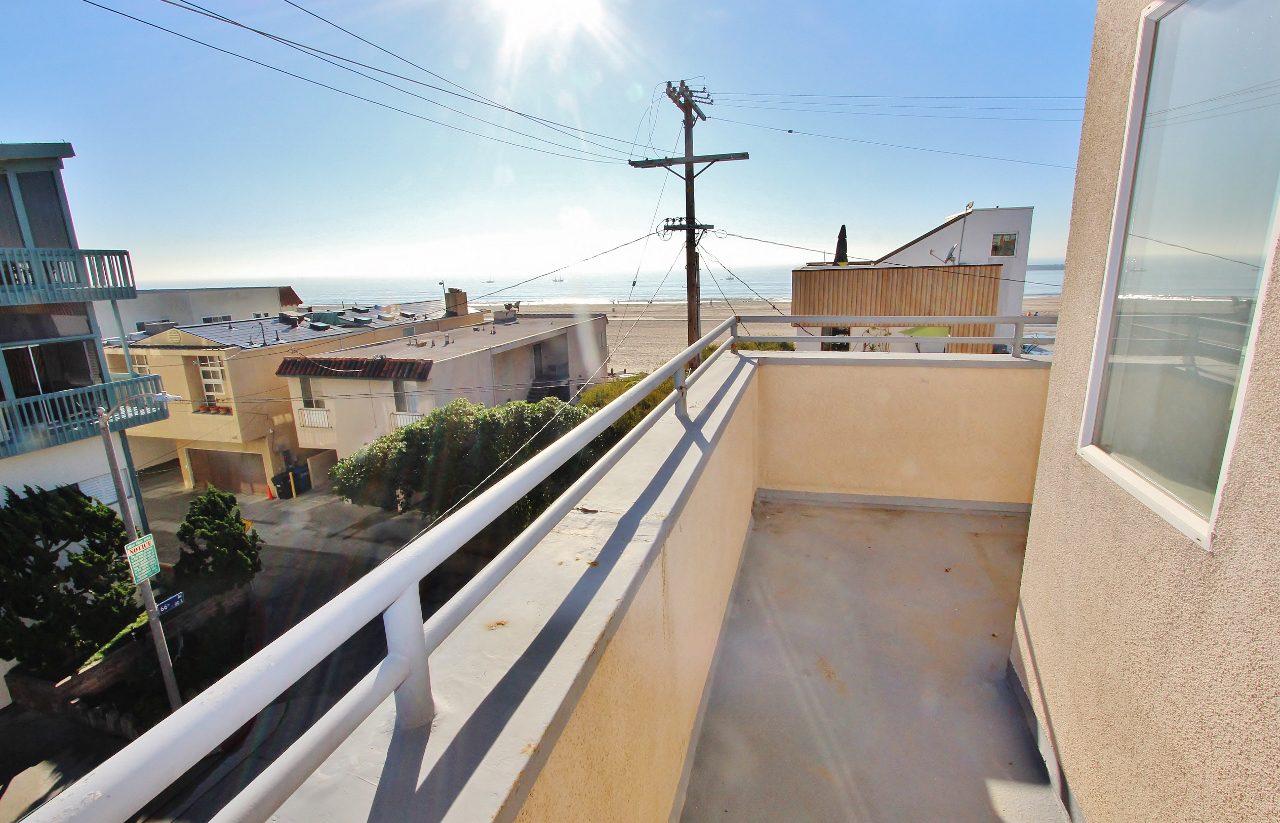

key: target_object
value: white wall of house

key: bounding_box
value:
[881,206,1034,325]
[290,315,609,460]
[95,287,294,337]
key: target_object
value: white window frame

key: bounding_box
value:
[196,355,227,404]
[1078,0,1280,549]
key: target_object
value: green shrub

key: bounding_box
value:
[175,486,262,591]
[578,373,675,447]
[331,398,599,529]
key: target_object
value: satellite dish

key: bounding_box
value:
[965,201,975,212]
[945,243,959,264]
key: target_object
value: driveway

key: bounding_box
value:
[138,463,427,568]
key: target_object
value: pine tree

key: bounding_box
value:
[0,485,137,677]
[174,486,262,589]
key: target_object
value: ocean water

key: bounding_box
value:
[144,264,1065,309]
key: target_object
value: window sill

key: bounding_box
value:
[1076,444,1211,550]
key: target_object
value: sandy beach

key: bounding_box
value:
[479,294,1061,375]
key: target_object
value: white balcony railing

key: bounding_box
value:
[0,248,137,305]
[391,410,425,428]
[296,407,331,428]
[30,315,1054,823]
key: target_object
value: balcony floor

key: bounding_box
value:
[680,496,1064,823]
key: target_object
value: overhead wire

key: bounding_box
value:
[155,0,632,161]
[713,103,1081,122]
[388,237,690,549]
[273,0,662,154]
[708,115,1077,170]
[80,0,620,165]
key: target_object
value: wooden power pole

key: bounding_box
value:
[630,81,748,354]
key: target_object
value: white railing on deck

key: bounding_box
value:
[391,410,425,428]
[296,407,330,428]
[29,316,1047,823]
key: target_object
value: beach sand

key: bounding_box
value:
[480,295,1061,375]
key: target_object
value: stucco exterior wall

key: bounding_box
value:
[1011,2,1280,821]
[755,356,1049,505]
[513,372,758,823]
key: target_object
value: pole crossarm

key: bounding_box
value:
[627,152,749,170]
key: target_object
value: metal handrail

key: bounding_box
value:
[735,314,1056,352]
[31,317,739,823]
[31,314,1041,822]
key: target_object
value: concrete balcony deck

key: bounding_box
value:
[0,248,137,305]
[681,496,1062,822]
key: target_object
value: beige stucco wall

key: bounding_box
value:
[756,357,1049,505]
[1011,1,1280,821]
[513,375,758,823]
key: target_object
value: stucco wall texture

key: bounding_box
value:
[757,358,1049,505]
[1011,2,1280,821]
[513,377,759,823]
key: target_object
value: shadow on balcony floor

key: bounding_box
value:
[680,496,1064,823]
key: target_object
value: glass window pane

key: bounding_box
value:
[1094,0,1280,517]
[0,176,24,246]
[16,171,71,248]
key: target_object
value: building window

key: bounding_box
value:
[196,355,227,404]
[131,353,151,375]
[300,376,323,409]
[393,379,417,413]
[1085,0,1280,524]
[202,314,232,323]
[990,233,1017,257]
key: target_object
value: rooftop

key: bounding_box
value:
[121,309,432,351]
[0,142,75,163]
[306,312,607,363]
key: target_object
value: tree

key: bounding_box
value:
[174,486,262,589]
[331,398,600,532]
[0,485,137,677]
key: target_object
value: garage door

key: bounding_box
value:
[188,449,269,496]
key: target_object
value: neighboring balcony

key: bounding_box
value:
[0,248,137,306]
[0,374,168,458]
[297,407,331,428]
[391,410,424,428]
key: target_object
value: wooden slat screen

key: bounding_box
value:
[791,264,1004,353]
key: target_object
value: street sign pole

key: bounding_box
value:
[98,407,183,712]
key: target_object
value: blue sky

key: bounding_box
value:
[3,0,1096,285]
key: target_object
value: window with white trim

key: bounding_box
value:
[196,355,227,404]
[1086,0,1279,521]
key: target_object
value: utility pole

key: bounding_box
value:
[630,81,748,357]
[98,407,183,712]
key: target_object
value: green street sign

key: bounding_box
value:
[124,533,160,585]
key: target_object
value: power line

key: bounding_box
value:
[708,115,1077,170]
[713,92,1085,100]
[390,239,690,548]
[81,0,620,165]
[711,229,1065,290]
[714,103,1081,122]
[159,0,641,160]
[708,100,1084,112]
[275,0,660,153]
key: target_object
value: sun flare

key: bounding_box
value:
[488,0,611,72]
